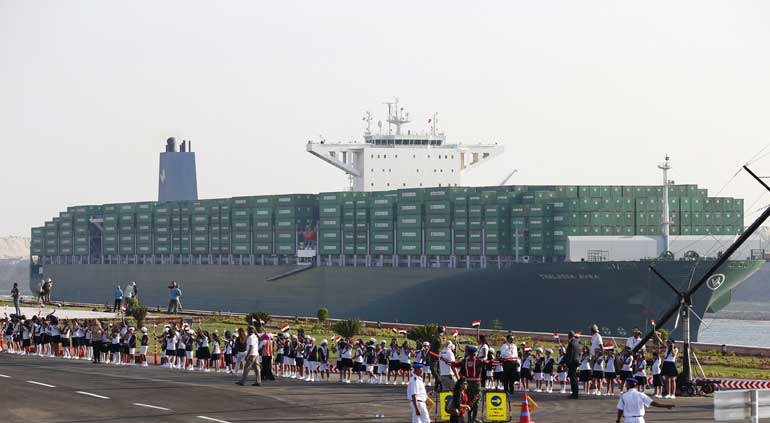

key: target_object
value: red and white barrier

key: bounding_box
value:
[705,378,770,390]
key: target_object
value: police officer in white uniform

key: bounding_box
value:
[407,362,432,423]
[616,378,674,423]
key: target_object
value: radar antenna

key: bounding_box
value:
[383,97,410,135]
[362,111,373,135]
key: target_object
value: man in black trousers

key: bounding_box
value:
[565,330,581,398]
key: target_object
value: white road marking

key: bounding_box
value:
[26,380,55,387]
[197,416,232,423]
[133,403,171,411]
[75,391,110,399]
[0,374,10,378]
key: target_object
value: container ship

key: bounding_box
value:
[29,102,765,340]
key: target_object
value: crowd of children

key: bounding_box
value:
[1,311,679,399]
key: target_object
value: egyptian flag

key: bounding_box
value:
[451,329,459,338]
[575,331,582,337]
[392,327,399,334]
[552,332,559,339]
[333,335,342,343]
[650,320,656,326]
[280,324,290,332]
[471,320,481,328]
[398,328,408,335]
[523,344,532,352]
[603,343,615,350]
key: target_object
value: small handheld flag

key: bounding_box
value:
[392,327,399,334]
[279,324,290,332]
[471,320,481,327]
[603,343,615,350]
[552,332,559,338]
[451,329,459,338]
[650,320,656,326]
[575,331,582,336]
[398,328,408,335]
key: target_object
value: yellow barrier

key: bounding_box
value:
[485,391,509,422]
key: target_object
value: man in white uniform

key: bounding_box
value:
[407,363,431,423]
[590,324,603,356]
[500,335,519,393]
[616,378,674,423]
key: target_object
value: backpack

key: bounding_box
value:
[444,395,461,417]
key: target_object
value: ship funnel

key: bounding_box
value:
[158,137,198,202]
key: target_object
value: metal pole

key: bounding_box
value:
[752,389,759,423]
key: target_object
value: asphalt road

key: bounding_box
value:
[0,353,728,422]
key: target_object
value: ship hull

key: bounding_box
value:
[37,259,764,341]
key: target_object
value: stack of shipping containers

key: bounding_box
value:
[318,193,343,255]
[371,192,396,255]
[452,188,471,256]
[102,204,118,255]
[32,184,747,262]
[425,188,452,256]
[275,194,315,255]
[57,211,73,256]
[153,203,171,254]
[251,196,272,255]
[396,189,423,256]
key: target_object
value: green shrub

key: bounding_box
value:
[407,324,441,343]
[332,319,362,339]
[317,307,329,322]
[130,306,148,328]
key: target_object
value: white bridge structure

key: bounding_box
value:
[307,99,504,191]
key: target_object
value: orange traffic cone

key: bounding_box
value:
[519,393,534,423]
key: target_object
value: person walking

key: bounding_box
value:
[11,283,21,316]
[113,285,123,312]
[259,327,275,381]
[616,378,674,423]
[167,284,182,314]
[407,363,431,423]
[236,326,261,386]
[565,330,581,399]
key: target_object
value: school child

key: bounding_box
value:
[292,336,304,379]
[83,324,92,361]
[318,339,330,381]
[387,339,400,385]
[60,321,72,359]
[591,348,604,395]
[125,327,136,365]
[543,348,555,393]
[533,347,545,392]
[376,340,388,384]
[634,352,647,392]
[364,339,377,384]
[175,330,187,369]
[196,330,211,371]
[48,314,60,357]
[604,346,618,396]
[306,337,318,382]
[274,336,284,377]
[339,338,353,383]
[578,346,592,394]
[185,329,195,370]
[399,341,411,385]
[493,351,504,390]
[651,351,663,398]
[352,340,365,383]
[520,347,533,392]
[110,327,121,365]
[484,347,495,389]
[71,320,83,359]
[283,336,295,378]
[223,332,234,374]
[619,346,633,392]
[100,327,110,364]
[163,327,176,368]
[139,327,149,366]
[210,331,222,372]
[22,320,31,355]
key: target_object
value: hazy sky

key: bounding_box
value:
[2,1,770,236]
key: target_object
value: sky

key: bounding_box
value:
[2,1,770,236]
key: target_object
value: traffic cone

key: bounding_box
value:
[519,393,534,423]
[153,353,158,365]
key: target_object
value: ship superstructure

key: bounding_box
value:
[306,99,504,191]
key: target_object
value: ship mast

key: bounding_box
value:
[658,155,671,254]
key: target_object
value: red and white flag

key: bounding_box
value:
[333,335,342,343]
[650,320,656,326]
[575,331,582,336]
[552,332,559,338]
[603,343,615,350]
[451,329,459,338]
[280,324,290,332]
[392,327,399,334]
[471,320,481,327]
[523,345,532,352]
[398,328,408,335]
